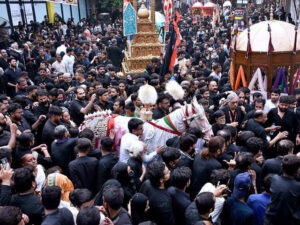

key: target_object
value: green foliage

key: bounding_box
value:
[98,0,123,11]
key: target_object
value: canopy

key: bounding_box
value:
[204,2,215,7]
[235,20,300,52]
[192,2,204,8]
[223,1,232,7]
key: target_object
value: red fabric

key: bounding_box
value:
[106,114,118,137]
[169,11,181,71]
[148,121,182,136]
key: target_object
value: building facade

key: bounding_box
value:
[0,0,89,28]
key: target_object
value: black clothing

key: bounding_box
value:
[141,183,175,225]
[212,123,225,136]
[127,157,143,189]
[96,153,118,191]
[69,99,87,126]
[264,175,300,225]
[185,201,202,225]
[190,154,222,199]
[0,130,10,146]
[32,104,49,117]
[222,105,244,129]
[14,117,32,132]
[41,119,58,152]
[153,107,168,120]
[51,138,77,176]
[222,196,254,225]
[262,156,283,178]
[111,207,132,225]
[42,208,74,225]
[4,67,21,97]
[0,57,9,70]
[96,100,113,111]
[68,156,98,193]
[168,187,191,225]
[267,108,299,141]
[10,193,44,225]
[34,76,53,86]
[246,119,270,154]
[107,45,122,67]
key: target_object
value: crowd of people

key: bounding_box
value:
[0,3,299,225]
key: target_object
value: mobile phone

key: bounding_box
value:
[1,157,9,169]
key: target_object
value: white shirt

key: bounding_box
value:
[264,99,278,113]
[36,164,46,192]
[119,133,139,163]
[52,60,68,73]
[200,182,226,223]
[62,54,75,74]
[56,44,67,55]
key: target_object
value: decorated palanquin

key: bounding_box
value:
[122,0,163,75]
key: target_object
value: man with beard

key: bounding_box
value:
[95,88,113,111]
[267,96,300,142]
[27,85,38,108]
[7,103,31,133]
[96,64,110,88]
[246,110,288,158]
[0,49,9,71]
[153,94,170,120]
[264,88,281,113]
[4,57,21,98]
[34,67,53,90]
[41,106,63,152]
[15,77,28,96]
[208,80,227,109]
[69,87,96,126]
[32,89,50,117]
[113,98,125,116]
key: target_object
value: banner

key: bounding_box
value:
[44,0,78,6]
[123,3,137,36]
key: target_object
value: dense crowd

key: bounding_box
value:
[0,3,300,225]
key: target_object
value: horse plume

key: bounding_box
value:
[138,84,158,105]
[165,80,184,100]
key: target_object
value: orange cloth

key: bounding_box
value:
[47,173,74,202]
[234,65,247,90]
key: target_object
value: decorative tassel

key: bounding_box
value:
[268,24,274,55]
[293,23,298,55]
[246,27,252,59]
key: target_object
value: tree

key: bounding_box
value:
[98,0,123,12]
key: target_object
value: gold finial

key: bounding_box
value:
[270,5,274,21]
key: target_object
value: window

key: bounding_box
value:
[71,5,79,23]
[79,0,87,19]
[63,4,71,21]
[33,3,47,23]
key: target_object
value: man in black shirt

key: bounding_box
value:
[266,95,300,142]
[7,103,31,132]
[168,167,192,225]
[4,57,21,97]
[41,186,74,225]
[222,93,244,129]
[69,87,96,126]
[262,140,294,178]
[153,94,170,120]
[246,110,287,157]
[97,137,118,191]
[95,88,113,111]
[34,67,53,89]
[68,138,98,193]
[51,125,77,175]
[42,106,62,152]
[102,185,132,225]
[264,155,300,225]
[141,161,175,225]
[32,89,50,117]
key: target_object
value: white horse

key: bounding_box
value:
[80,97,213,154]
